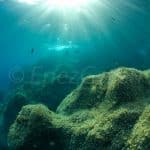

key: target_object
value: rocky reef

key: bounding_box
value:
[8,68,150,150]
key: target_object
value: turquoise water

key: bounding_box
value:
[0,0,150,91]
[0,1,150,149]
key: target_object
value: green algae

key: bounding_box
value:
[8,104,64,150]
[7,67,150,150]
[57,67,149,114]
[126,105,150,150]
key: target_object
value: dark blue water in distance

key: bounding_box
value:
[0,0,150,149]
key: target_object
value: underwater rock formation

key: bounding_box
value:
[13,71,77,110]
[0,92,29,150]
[8,67,150,150]
[0,69,77,149]
[3,92,29,133]
[8,104,64,150]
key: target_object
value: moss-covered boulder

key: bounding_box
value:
[8,68,150,150]
[106,68,148,103]
[57,67,149,114]
[8,104,64,150]
[126,105,150,150]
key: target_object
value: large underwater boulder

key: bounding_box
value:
[8,104,64,150]
[8,67,150,150]
[57,67,149,114]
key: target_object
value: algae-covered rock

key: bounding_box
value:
[8,104,64,150]
[57,67,149,114]
[56,72,109,114]
[3,92,29,133]
[106,68,148,103]
[8,67,150,150]
[0,92,29,150]
[126,105,150,150]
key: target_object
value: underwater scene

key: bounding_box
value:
[0,0,150,149]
